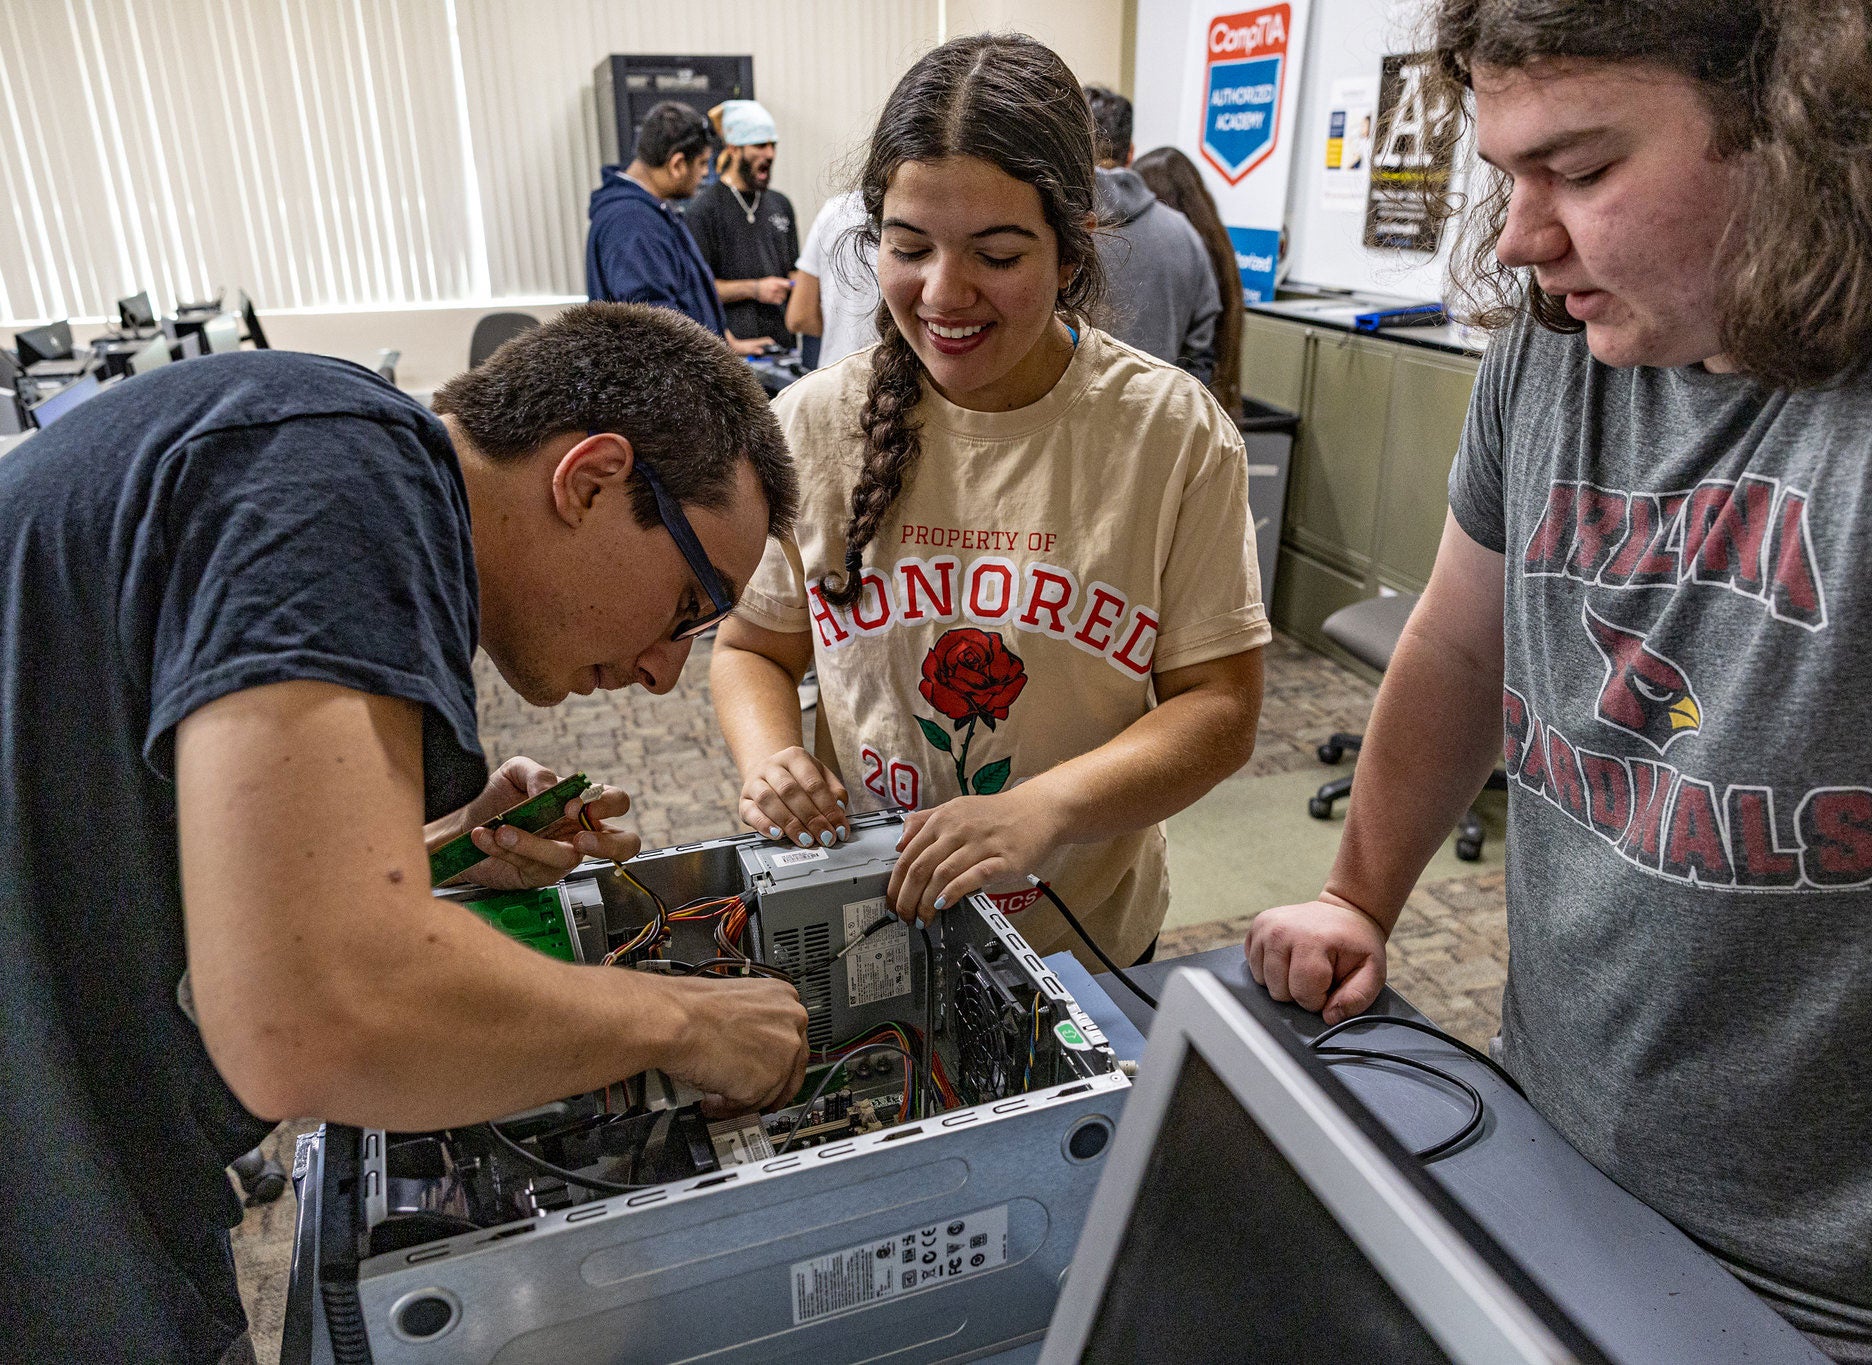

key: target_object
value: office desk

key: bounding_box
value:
[1086,947,1827,1364]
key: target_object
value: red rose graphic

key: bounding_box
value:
[919,628,1028,728]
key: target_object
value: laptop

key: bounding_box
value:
[1040,969,1612,1365]
[117,290,159,335]
[16,320,91,381]
[28,373,102,429]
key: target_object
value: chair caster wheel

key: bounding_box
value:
[1317,743,1344,765]
[1455,838,1482,862]
[1308,796,1334,820]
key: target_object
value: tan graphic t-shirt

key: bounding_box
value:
[736,327,1270,963]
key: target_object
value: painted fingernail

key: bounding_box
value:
[576,833,598,853]
[768,826,783,839]
[837,827,850,842]
[933,896,947,911]
[497,826,519,848]
[836,799,847,811]
[819,830,835,846]
[796,833,813,848]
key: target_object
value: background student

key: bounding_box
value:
[690,99,802,354]
[1083,85,1221,386]
[1132,145,1246,421]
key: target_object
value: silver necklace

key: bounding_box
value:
[725,180,762,225]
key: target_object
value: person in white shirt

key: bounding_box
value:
[786,189,880,369]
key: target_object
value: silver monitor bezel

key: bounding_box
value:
[1040,967,1587,1365]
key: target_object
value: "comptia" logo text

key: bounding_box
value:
[1208,10,1286,55]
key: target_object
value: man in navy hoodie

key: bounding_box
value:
[586,101,728,338]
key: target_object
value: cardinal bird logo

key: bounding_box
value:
[1581,602,1703,753]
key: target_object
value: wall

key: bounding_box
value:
[1130,0,1463,300]
[943,0,1131,88]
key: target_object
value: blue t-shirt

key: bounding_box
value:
[585,167,729,335]
[0,351,487,1362]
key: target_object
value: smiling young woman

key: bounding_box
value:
[709,34,1270,972]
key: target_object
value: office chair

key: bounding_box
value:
[469,311,540,369]
[1306,591,1507,862]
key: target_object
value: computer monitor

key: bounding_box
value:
[202,313,242,355]
[28,373,102,429]
[117,291,157,332]
[231,287,269,349]
[1041,970,1612,1365]
[15,320,74,367]
[127,335,173,375]
[0,349,26,434]
[177,331,203,359]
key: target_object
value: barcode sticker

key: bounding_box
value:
[772,847,830,867]
[842,897,909,1007]
[790,1204,1010,1325]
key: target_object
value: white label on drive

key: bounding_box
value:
[771,847,830,866]
[842,897,910,1007]
[790,1204,1010,1325]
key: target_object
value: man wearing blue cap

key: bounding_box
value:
[687,99,801,353]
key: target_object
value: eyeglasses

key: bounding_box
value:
[590,433,736,640]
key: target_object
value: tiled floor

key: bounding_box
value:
[233,632,1512,1361]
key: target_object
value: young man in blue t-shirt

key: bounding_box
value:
[0,303,809,1363]
[1249,3,1872,1359]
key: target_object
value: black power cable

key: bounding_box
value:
[1027,875,1158,1011]
[1310,1014,1525,1097]
[1311,1046,1485,1162]
[484,1120,649,1195]
[915,922,936,1119]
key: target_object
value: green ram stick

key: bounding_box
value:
[428,771,591,886]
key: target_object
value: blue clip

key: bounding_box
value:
[1353,303,1447,333]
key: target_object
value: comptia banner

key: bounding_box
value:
[1180,2,1312,303]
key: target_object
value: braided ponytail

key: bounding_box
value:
[819,33,1105,607]
[824,307,925,606]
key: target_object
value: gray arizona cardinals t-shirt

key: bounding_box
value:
[1449,312,1872,1358]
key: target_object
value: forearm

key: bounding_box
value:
[717,278,762,303]
[1325,621,1504,932]
[1020,665,1260,847]
[270,901,694,1129]
[710,639,811,776]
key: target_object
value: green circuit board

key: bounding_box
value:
[462,887,579,962]
[427,771,591,886]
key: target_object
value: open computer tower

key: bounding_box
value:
[311,812,1130,1363]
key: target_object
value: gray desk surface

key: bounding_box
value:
[1249,293,1486,358]
[1086,946,1827,1364]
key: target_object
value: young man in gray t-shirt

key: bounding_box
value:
[1247,3,1872,1359]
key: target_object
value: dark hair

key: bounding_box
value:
[824,34,1105,607]
[1425,0,1872,389]
[633,101,713,169]
[433,302,795,537]
[1083,84,1134,165]
[1133,145,1243,418]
